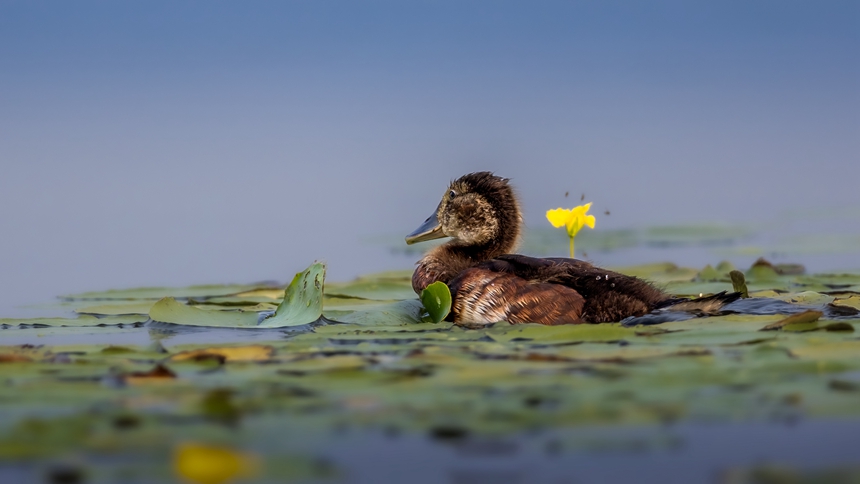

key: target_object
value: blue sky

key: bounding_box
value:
[0,1,857,313]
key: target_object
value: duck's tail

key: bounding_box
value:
[658,291,743,315]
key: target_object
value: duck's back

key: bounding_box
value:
[447,254,670,325]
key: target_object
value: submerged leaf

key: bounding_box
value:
[420,282,452,324]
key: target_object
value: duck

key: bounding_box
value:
[405,172,739,325]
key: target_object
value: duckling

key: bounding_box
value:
[405,172,738,325]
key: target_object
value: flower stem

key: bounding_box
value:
[569,237,575,259]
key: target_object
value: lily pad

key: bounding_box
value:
[149,297,261,328]
[335,300,427,326]
[146,263,326,329]
[326,279,416,301]
[169,345,275,362]
[75,301,157,316]
[0,314,147,328]
[7,260,860,478]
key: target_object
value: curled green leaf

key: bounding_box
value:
[730,270,750,298]
[420,282,452,324]
[259,262,326,328]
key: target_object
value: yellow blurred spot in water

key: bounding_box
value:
[174,442,258,484]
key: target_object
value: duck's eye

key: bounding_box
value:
[449,190,457,198]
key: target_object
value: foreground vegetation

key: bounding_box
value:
[1,258,860,482]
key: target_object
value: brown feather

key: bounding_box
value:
[449,269,585,325]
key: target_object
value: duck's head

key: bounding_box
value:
[405,172,522,254]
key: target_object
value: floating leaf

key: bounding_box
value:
[149,297,260,328]
[258,263,325,328]
[1,314,147,328]
[760,310,823,331]
[833,295,860,310]
[696,264,726,282]
[420,282,452,324]
[823,322,855,332]
[774,291,834,306]
[170,345,275,363]
[336,300,426,326]
[790,340,860,359]
[8,260,860,476]
[487,322,637,343]
[75,301,156,316]
[0,353,33,363]
[278,355,368,374]
[326,279,416,301]
[124,364,178,385]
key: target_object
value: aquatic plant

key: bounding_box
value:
[546,203,596,258]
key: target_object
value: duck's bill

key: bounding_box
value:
[405,211,446,245]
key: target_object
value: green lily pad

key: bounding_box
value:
[1,314,147,328]
[145,263,326,329]
[8,259,860,476]
[148,297,260,328]
[326,279,416,301]
[335,300,426,326]
[75,301,156,316]
[486,323,636,343]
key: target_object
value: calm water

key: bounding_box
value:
[2,419,860,483]
[1,1,858,318]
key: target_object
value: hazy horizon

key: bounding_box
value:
[1,1,857,316]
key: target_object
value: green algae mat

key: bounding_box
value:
[2,260,860,483]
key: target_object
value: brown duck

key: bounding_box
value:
[406,172,738,325]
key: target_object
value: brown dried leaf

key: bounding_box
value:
[0,353,33,363]
[125,364,178,385]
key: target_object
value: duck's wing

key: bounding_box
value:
[481,254,671,323]
[447,264,585,326]
[487,255,743,322]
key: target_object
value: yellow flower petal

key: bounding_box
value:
[584,214,596,229]
[573,202,591,216]
[565,218,583,237]
[546,208,572,228]
[546,203,596,238]
[546,202,596,258]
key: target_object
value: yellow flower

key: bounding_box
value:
[546,203,596,258]
[174,442,259,484]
